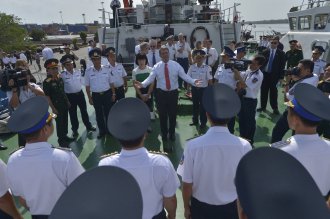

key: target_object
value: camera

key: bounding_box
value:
[0,69,28,91]
[224,59,252,71]
[285,66,301,76]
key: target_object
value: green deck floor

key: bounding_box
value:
[0,84,289,218]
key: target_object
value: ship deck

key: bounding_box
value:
[0,49,289,218]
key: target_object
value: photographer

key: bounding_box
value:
[6,66,44,147]
[271,59,319,143]
[214,46,242,133]
[235,55,265,145]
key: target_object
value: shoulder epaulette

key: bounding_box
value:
[270,139,291,148]
[45,78,52,82]
[149,150,168,156]
[100,151,118,159]
[10,146,24,155]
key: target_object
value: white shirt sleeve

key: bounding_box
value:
[66,153,85,185]
[181,146,193,183]
[0,159,9,197]
[141,68,157,88]
[178,64,196,85]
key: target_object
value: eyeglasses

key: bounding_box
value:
[271,42,278,45]
[312,52,319,55]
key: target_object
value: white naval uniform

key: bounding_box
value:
[142,60,196,90]
[0,159,9,198]
[6,83,40,106]
[108,62,127,88]
[177,126,252,205]
[276,134,330,196]
[241,69,264,99]
[84,65,112,92]
[187,64,212,87]
[203,47,219,67]
[2,57,10,65]
[166,44,176,61]
[175,41,191,58]
[9,57,17,65]
[214,65,237,89]
[286,74,319,101]
[313,59,326,77]
[6,142,85,215]
[60,69,84,93]
[41,47,54,61]
[99,147,180,219]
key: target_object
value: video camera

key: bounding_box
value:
[224,59,252,71]
[285,66,301,76]
[0,68,28,91]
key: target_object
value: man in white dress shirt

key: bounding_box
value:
[134,46,200,152]
[41,44,54,61]
[147,39,161,67]
[203,39,218,76]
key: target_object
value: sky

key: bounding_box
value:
[1,0,303,24]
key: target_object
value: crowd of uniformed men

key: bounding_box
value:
[1,33,330,219]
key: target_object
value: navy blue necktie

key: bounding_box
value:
[267,49,275,72]
[206,49,209,65]
[152,52,156,66]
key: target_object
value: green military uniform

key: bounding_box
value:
[43,74,70,145]
[286,49,304,69]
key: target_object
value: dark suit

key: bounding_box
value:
[260,48,286,110]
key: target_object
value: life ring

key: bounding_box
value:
[190,26,210,49]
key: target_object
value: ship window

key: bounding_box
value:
[298,15,311,30]
[314,14,328,29]
[289,17,297,30]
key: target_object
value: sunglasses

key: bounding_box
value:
[47,67,58,70]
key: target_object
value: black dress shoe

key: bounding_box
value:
[257,108,266,112]
[169,134,176,141]
[0,144,7,150]
[273,109,280,115]
[87,126,97,132]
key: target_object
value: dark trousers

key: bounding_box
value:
[156,89,178,137]
[271,110,290,143]
[191,197,238,219]
[111,7,119,27]
[152,209,166,219]
[92,89,113,135]
[176,58,189,89]
[55,106,69,143]
[115,86,125,101]
[32,216,48,219]
[0,209,12,219]
[260,73,279,110]
[66,90,93,132]
[136,86,154,112]
[192,87,206,125]
[239,97,258,144]
[317,120,330,139]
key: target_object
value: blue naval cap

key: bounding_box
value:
[236,147,330,219]
[202,83,241,119]
[7,96,56,134]
[88,48,102,58]
[286,83,330,122]
[313,46,325,53]
[220,46,235,58]
[236,46,246,53]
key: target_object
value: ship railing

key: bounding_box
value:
[290,0,330,12]
[114,3,241,26]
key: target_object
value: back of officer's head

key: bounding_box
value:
[298,59,314,74]
[203,84,240,126]
[235,147,330,219]
[107,98,150,149]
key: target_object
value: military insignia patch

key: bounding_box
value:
[252,77,258,83]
